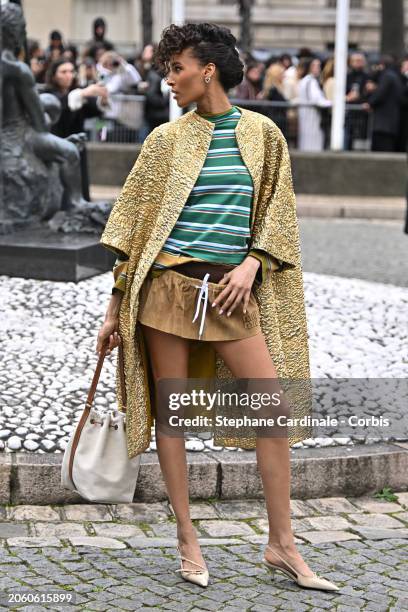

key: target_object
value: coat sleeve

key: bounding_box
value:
[249,127,302,271]
[111,253,129,295]
[247,248,281,285]
[99,127,162,258]
[367,72,393,107]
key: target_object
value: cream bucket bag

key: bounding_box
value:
[61,341,141,503]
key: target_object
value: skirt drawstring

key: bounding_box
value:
[192,273,210,339]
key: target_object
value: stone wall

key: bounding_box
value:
[87,143,407,197]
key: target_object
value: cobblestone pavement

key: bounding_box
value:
[1,217,407,454]
[0,492,407,611]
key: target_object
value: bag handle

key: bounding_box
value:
[85,339,127,412]
[68,340,127,486]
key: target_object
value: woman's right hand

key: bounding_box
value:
[82,83,109,99]
[96,317,121,356]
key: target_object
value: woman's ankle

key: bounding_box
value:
[177,523,197,543]
[267,536,296,552]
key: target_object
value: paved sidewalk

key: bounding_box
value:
[0,492,407,611]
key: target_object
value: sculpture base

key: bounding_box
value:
[0,226,115,282]
[0,218,35,236]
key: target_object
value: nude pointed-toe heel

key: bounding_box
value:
[175,544,209,587]
[262,544,340,592]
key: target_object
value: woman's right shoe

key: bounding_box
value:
[175,544,209,587]
[262,544,340,592]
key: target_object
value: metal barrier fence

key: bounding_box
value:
[84,94,146,144]
[84,94,374,151]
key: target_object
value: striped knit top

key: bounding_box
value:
[151,105,253,269]
[110,106,283,294]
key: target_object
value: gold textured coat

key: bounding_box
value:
[100,106,312,459]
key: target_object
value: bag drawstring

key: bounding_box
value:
[192,273,210,340]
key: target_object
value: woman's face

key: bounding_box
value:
[142,44,154,63]
[54,62,75,90]
[62,50,75,63]
[247,64,263,84]
[165,47,214,107]
[50,47,62,61]
[310,59,321,77]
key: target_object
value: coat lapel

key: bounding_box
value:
[235,107,264,232]
[130,112,214,306]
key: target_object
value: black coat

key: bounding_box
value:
[43,86,102,138]
[397,74,408,153]
[367,68,403,135]
[144,69,169,129]
[346,69,369,102]
[266,86,288,137]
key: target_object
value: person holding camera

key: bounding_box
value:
[97,51,142,95]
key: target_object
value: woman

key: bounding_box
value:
[44,59,108,199]
[28,39,47,84]
[96,23,339,593]
[320,58,335,148]
[321,57,335,102]
[45,30,65,63]
[262,63,289,136]
[298,57,332,151]
[234,60,264,99]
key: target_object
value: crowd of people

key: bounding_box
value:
[28,17,170,145]
[231,49,408,153]
[27,17,408,153]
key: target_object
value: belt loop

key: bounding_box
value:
[192,273,210,340]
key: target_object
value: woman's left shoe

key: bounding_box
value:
[262,544,340,592]
[175,544,209,587]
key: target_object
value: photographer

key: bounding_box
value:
[97,51,142,94]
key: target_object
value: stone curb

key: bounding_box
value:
[1,442,407,505]
[296,201,405,221]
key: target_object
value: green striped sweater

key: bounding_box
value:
[152,105,253,267]
[110,106,282,294]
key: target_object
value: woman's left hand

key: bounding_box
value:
[211,256,260,316]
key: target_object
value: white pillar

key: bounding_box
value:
[169,0,185,121]
[330,0,350,151]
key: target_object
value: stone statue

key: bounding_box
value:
[1,3,110,233]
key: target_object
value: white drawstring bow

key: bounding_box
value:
[192,273,211,340]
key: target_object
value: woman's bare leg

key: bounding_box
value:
[211,332,314,576]
[139,323,207,573]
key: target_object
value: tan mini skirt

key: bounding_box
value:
[137,262,262,342]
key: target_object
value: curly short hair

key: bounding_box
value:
[154,22,244,92]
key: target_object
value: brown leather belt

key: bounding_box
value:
[172,261,236,283]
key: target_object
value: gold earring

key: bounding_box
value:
[205,76,211,83]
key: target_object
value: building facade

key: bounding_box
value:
[24,0,408,54]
